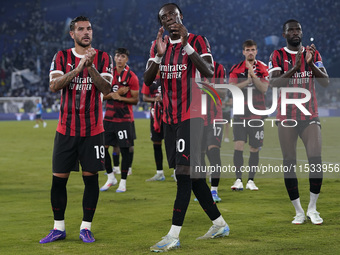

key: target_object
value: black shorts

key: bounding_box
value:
[35,114,42,120]
[233,118,264,148]
[222,111,231,122]
[52,132,105,173]
[131,121,137,140]
[202,122,223,150]
[150,116,164,142]
[104,121,135,147]
[277,117,321,137]
[164,118,204,169]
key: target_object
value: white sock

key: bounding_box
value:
[107,172,116,181]
[291,198,304,215]
[80,221,91,230]
[212,215,226,226]
[308,192,319,212]
[54,220,65,231]
[211,186,218,192]
[157,170,164,175]
[119,179,126,188]
[114,166,120,171]
[168,225,181,238]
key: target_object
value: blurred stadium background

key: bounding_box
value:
[1,1,340,254]
[0,0,339,120]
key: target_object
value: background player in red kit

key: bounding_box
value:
[144,3,229,252]
[229,40,269,191]
[201,61,227,202]
[142,71,166,182]
[269,19,329,225]
[40,16,113,243]
[100,48,139,193]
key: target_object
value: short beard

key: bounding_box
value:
[75,38,91,48]
[287,38,301,47]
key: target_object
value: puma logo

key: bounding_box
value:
[182,154,190,161]
[284,60,292,65]
[68,63,75,69]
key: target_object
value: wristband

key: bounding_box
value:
[153,55,163,64]
[183,44,195,55]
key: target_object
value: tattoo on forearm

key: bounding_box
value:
[87,66,111,95]
[50,69,79,92]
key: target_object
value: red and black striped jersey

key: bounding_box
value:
[229,60,268,119]
[49,48,113,137]
[205,61,226,125]
[268,46,323,121]
[104,66,139,123]
[148,33,212,124]
[141,75,162,109]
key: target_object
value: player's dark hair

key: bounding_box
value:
[242,39,257,50]
[115,48,130,57]
[158,3,183,25]
[283,19,300,32]
[70,16,90,31]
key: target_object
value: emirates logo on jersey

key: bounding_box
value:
[159,64,188,79]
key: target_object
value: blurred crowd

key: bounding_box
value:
[0,0,339,112]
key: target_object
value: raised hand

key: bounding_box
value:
[76,56,87,72]
[84,48,96,67]
[156,27,169,57]
[306,44,316,65]
[169,16,188,46]
[294,47,303,71]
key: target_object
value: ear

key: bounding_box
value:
[69,31,74,40]
[282,32,286,39]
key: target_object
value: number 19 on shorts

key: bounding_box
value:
[94,145,105,159]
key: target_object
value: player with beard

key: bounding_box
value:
[269,19,329,224]
[229,39,269,191]
[144,3,229,252]
[39,16,113,243]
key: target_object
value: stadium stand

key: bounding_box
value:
[0,0,339,113]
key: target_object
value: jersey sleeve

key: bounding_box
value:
[228,64,239,84]
[257,61,269,83]
[213,62,227,84]
[99,52,114,84]
[147,40,158,61]
[268,50,282,74]
[314,50,325,69]
[49,51,64,82]
[193,35,212,58]
[128,72,139,91]
[141,83,150,95]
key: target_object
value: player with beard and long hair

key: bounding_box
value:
[269,19,329,225]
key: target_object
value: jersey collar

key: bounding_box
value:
[72,48,85,58]
[284,46,305,54]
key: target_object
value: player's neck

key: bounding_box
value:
[74,44,91,55]
[287,44,301,52]
[116,66,125,74]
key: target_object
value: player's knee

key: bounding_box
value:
[176,165,190,175]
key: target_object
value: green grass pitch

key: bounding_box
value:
[1,117,339,254]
